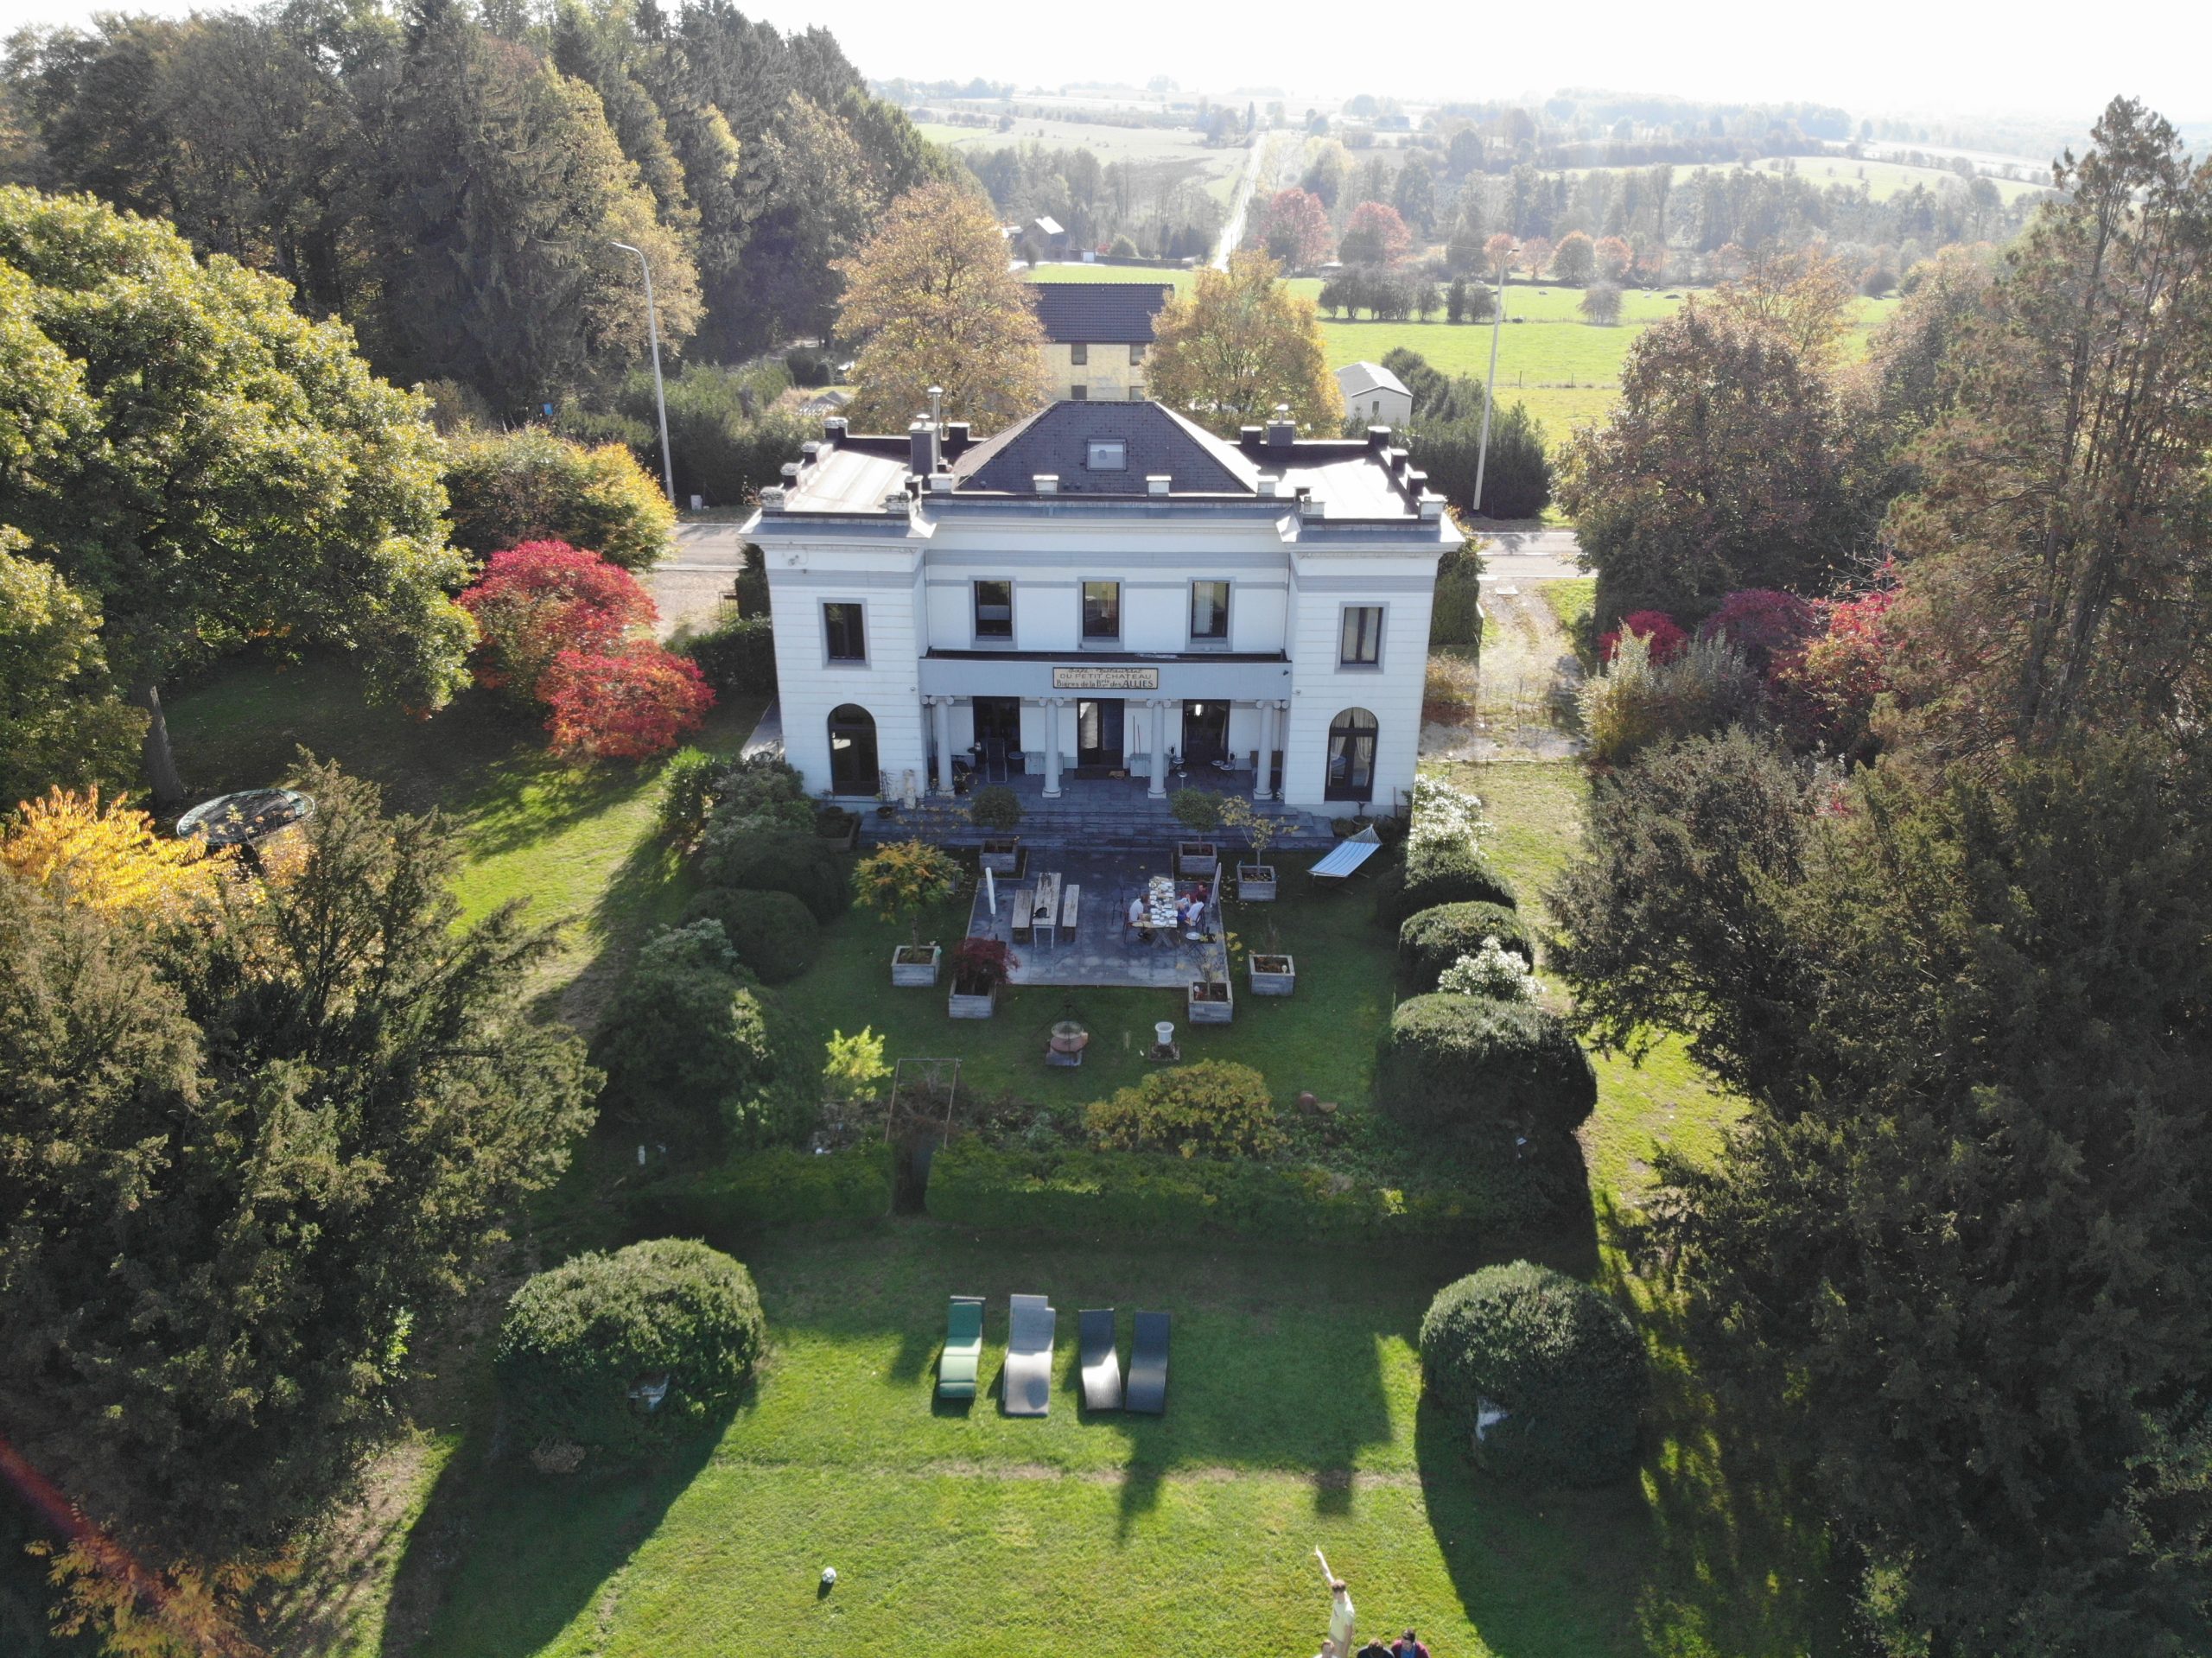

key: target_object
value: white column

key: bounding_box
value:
[1147,700,1167,798]
[1254,702,1276,801]
[931,696,954,794]
[1042,699,1063,798]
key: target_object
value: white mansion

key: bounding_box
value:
[742,399,1452,813]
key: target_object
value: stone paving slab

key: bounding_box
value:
[964,848,1230,989]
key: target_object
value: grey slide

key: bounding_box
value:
[1127,1311,1171,1415]
[1004,1293,1057,1416]
[1078,1309,1122,1412]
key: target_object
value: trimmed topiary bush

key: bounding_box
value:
[1374,994,1595,1139]
[592,921,813,1147]
[968,785,1023,833]
[1374,836,1517,929]
[1085,1061,1282,1159]
[680,887,819,983]
[1419,1260,1645,1485]
[496,1238,766,1458]
[1399,902,1535,988]
[683,613,778,695]
[699,831,851,920]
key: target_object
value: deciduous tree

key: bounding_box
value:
[1550,230,1594,285]
[1255,187,1332,269]
[1338,200,1411,266]
[836,179,1048,435]
[456,540,658,702]
[540,643,714,759]
[1144,251,1343,436]
[0,534,143,808]
[444,429,675,571]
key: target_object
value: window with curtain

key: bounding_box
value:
[1339,605,1382,666]
[1190,581,1229,641]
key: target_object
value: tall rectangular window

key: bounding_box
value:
[1339,605,1382,666]
[1128,342,1145,365]
[1070,341,1089,365]
[823,600,866,663]
[1190,581,1230,641]
[973,580,1013,640]
[1082,581,1121,640]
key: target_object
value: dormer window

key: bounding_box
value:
[1087,439,1126,471]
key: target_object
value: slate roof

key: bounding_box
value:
[952,401,1256,496]
[1027,282,1175,345]
[1336,360,1409,399]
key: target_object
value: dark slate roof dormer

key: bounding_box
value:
[1027,282,1176,346]
[952,401,1257,496]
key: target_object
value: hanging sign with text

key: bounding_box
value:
[1051,665,1159,691]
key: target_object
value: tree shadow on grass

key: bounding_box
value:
[379,1397,742,1658]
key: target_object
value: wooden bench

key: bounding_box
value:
[1033,872,1061,949]
[1011,886,1035,943]
[1059,885,1080,940]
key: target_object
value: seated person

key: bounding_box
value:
[1390,1633,1431,1658]
[1127,893,1153,941]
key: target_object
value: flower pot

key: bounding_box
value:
[891,943,942,987]
[1187,978,1234,1024]
[1248,953,1295,996]
[1178,841,1218,877]
[947,985,996,1019]
[1237,863,1277,901]
[978,838,1020,874]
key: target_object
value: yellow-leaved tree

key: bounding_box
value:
[836,181,1050,436]
[1145,251,1344,436]
[2,787,219,918]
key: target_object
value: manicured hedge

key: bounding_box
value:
[1374,994,1596,1139]
[1374,836,1518,929]
[683,613,777,696]
[699,831,851,920]
[495,1238,766,1458]
[1398,901,1535,989]
[925,1140,1514,1242]
[1419,1260,1646,1486]
[680,886,819,983]
[626,1147,893,1242]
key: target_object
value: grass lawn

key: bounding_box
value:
[1746,153,2051,205]
[162,651,767,1023]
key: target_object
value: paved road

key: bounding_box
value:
[1211,133,1268,270]
[647,521,753,639]
[1475,525,1583,582]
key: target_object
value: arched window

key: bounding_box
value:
[1325,707,1377,803]
[827,704,878,796]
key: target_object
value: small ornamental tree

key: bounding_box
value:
[1086,1060,1283,1159]
[968,785,1024,834]
[853,838,961,950]
[1216,796,1280,867]
[1437,937,1543,1001]
[1698,588,1818,676]
[1419,1261,1645,1486]
[949,936,1018,997]
[1772,569,1900,762]
[495,1238,766,1458]
[456,539,657,701]
[823,1026,892,1103]
[540,645,714,760]
[1597,609,1687,665]
[2,786,220,918]
[1168,788,1226,835]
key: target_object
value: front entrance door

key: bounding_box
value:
[972,696,1022,778]
[828,704,878,795]
[1076,698,1124,769]
[1181,700,1230,768]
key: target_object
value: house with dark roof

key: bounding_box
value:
[1026,281,1175,403]
[743,398,1451,811]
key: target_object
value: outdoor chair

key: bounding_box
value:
[938,1295,985,1401]
[1004,1293,1057,1416]
[1078,1309,1122,1411]
[1127,1310,1171,1415]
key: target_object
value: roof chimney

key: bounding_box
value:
[942,420,971,457]
[1266,404,1296,448]
[908,419,933,477]
[823,416,849,443]
[1365,424,1391,451]
[927,385,944,473]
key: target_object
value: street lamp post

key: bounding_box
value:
[612,240,676,506]
[1471,242,1514,518]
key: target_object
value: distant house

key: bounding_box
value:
[1335,361,1412,427]
[1027,282,1174,403]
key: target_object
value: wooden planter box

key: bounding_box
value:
[947,985,996,1019]
[978,839,1020,874]
[1178,841,1219,877]
[1248,954,1296,996]
[891,944,942,988]
[1187,979,1234,1024]
[1238,863,1277,901]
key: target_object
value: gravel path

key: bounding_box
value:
[1421,584,1586,761]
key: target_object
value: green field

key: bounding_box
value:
[1748,154,2051,205]
[915,118,1242,179]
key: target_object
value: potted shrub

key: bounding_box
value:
[855,839,962,986]
[1169,787,1223,876]
[1218,797,1281,901]
[948,937,1018,1018]
[1247,920,1294,996]
[1187,971,1234,1024]
[969,785,1024,873]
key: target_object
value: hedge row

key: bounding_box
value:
[924,1139,1516,1243]
[627,1147,893,1242]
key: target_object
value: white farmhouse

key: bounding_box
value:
[743,399,1450,814]
[1334,361,1413,428]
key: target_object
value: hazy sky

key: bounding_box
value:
[7,0,2207,137]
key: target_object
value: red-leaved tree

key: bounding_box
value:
[1258,188,1333,269]
[456,540,657,700]
[1698,588,1817,675]
[541,645,714,759]
[1340,201,1413,267]
[1773,565,1900,762]
[1599,609,1688,664]
[1593,235,1634,283]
